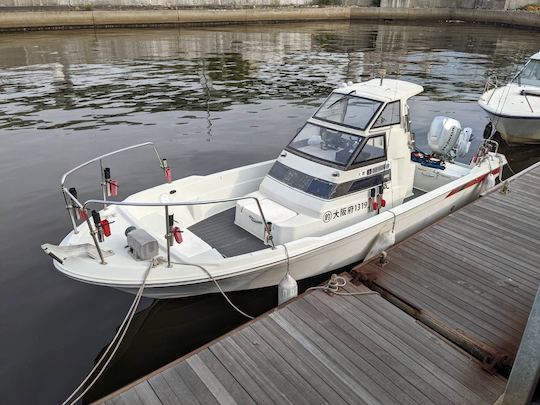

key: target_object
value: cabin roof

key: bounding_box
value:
[336,79,423,102]
[531,51,540,61]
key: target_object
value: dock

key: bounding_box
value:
[98,277,506,405]
[97,162,540,405]
[354,160,540,372]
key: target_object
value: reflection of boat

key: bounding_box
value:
[43,79,506,299]
[479,51,540,144]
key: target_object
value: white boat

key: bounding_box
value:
[42,79,506,299]
[479,51,540,144]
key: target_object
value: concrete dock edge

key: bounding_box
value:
[0,7,538,32]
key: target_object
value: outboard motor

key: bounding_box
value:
[427,116,473,162]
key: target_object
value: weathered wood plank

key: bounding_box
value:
[309,290,496,404]
[194,350,256,405]
[332,285,508,396]
[173,361,220,405]
[186,355,239,405]
[235,327,331,405]
[209,339,282,405]
[251,320,353,405]
[270,311,380,404]
[291,297,436,405]
[356,164,540,370]
[158,366,200,405]
[147,374,187,405]
[133,382,162,405]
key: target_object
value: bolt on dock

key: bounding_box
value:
[97,161,540,405]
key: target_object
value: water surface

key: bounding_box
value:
[1,21,539,404]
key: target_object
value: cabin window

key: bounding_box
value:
[288,123,364,166]
[372,101,401,128]
[314,93,383,130]
[352,135,386,166]
[517,59,540,86]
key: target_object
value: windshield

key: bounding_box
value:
[517,59,540,86]
[288,123,364,166]
[314,92,383,130]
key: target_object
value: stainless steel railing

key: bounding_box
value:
[61,142,274,268]
[482,75,499,105]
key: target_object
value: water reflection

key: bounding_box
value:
[0,23,537,132]
[1,21,540,405]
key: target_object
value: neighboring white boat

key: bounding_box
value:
[479,51,540,144]
[43,79,506,299]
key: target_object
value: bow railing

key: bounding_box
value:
[61,143,274,268]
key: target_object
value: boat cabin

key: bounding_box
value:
[235,79,423,245]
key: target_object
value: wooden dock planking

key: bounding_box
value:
[99,278,506,405]
[354,162,540,370]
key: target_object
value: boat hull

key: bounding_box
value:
[52,155,504,299]
[114,169,496,299]
[486,112,540,145]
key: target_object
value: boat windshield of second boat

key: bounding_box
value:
[516,57,540,87]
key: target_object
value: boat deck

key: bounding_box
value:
[354,160,540,371]
[188,208,269,258]
[98,276,506,405]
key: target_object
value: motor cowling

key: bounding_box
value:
[427,116,473,161]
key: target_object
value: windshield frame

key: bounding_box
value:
[313,92,385,131]
[515,59,540,87]
[286,122,365,169]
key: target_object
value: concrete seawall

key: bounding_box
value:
[0,7,538,31]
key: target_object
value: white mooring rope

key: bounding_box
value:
[62,260,153,405]
[307,274,380,297]
[169,261,255,320]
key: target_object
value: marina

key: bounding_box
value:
[1,20,540,404]
[97,162,540,404]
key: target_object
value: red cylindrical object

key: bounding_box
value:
[381,199,386,208]
[79,209,87,221]
[372,201,379,211]
[173,226,183,244]
[100,219,111,237]
[109,180,119,196]
[165,167,172,183]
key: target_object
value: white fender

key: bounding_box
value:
[278,272,298,305]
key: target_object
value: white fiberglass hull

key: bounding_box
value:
[486,111,540,144]
[53,155,504,299]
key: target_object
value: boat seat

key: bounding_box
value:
[235,194,298,244]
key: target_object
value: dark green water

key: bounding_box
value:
[0,21,539,404]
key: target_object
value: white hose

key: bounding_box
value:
[62,261,153,405]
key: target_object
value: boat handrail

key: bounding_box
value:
[60,142,169,235]
[63,189,275,268]
[483,75,499,104]
[60,142,164,188]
